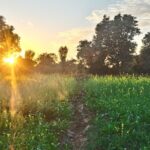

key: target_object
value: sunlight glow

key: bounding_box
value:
[2,51,25,116]
[19,50,25,58]
[3,50,25,65]
[3,56,15,65]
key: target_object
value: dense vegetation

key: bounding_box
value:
[0,14,150,75]
[0,74,76,149]
[84,76,150,149]
[0,9,150,150]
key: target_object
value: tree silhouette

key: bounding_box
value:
[36,52,58,73]
[65,59,78,74]
[0,16,20,59]
[25,50,35,60]
[139,32,150,74]
[59,46,68,63]
[37,53,57,66]
[59,46,68,73]
[16,50,36,73]
[77,40,99,73]
[94,14,140,74]
[24,50,36,69]
[77,14,140,74]
[77,40,92,66]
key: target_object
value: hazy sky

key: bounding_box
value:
[0,0,150,58]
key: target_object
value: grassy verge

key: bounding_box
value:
[84,76,150,150]
[0,74,76,150]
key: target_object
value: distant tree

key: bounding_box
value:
[24,50,36,68]
[77,14,140,74]
[94,14,140,74]
[35,52,58,73]
[59,46,68,73]
[77,40,98,73]
[0,16,20,59]
[132,55,141,74]
[77,40,92,66]
[17,50,36,73]
[25,50,35,60]
[65,59,78,74]
[37,53,57,66]
[139,32,150,74]
[59,46,68,63]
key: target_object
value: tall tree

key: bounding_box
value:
[94,14,140,74]
[36,52,57,73]
[37,53,57,66]
[77,40,93,66]
[59,46,68,63]
[16,50,36,73]
[25,50,35,60]
[77,40,101,74]
[77,14,140,74]
[0,16,20,59]
[59,46,68,73]
[139,32,150,73]
[24,50,36,69]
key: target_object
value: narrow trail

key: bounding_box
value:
[61,76,92,150]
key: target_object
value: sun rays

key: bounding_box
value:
[3,56,16,65]
[2,51,25,116]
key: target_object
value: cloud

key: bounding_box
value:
[57,27,93,43]
[20,26,93,59]
[52,0,150,57]
[48,27,93,59]
[86,0,150,53]
[21,0,150,58]
[86,0,150,31]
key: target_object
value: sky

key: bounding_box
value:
[0,0,150,59]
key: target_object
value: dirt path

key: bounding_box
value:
[60,76,92,150]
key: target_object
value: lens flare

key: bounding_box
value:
[10,65,18,116]
[3,56,15,65]
[3,50,26,116]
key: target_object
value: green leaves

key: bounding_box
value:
[0,74,76,150]
[84,76,150,149]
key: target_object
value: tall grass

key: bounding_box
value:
[84,76,150,150]
[0,74,76,150]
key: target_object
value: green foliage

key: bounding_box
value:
[0,113,59,150]
[0,74,76,149]
[77,14,140,74]
[0,16,20,57]
[16,50,36,73]
[59,46,68,63]
[37,53,57,66]
[84,76,150,149]
[139,32,150,73]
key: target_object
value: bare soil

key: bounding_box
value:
[60,76,92,150]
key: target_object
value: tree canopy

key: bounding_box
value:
[1,13,150,75]
[0,16,20,59]
[59,46,68,63]
[37,53,57,66]
[139,33,150,73]
[77,14,140,74]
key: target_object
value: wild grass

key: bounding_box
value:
[1,74,150,149]
[84,76,150,150]
[0,74,76,150]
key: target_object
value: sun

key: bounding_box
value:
[3,56,16,65]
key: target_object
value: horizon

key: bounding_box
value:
[0,0,150,59]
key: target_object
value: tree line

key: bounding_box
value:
[0,14,150,75]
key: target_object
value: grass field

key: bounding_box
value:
[0,74,150,149]
[0,74,76,150]
[84,76,150,150]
